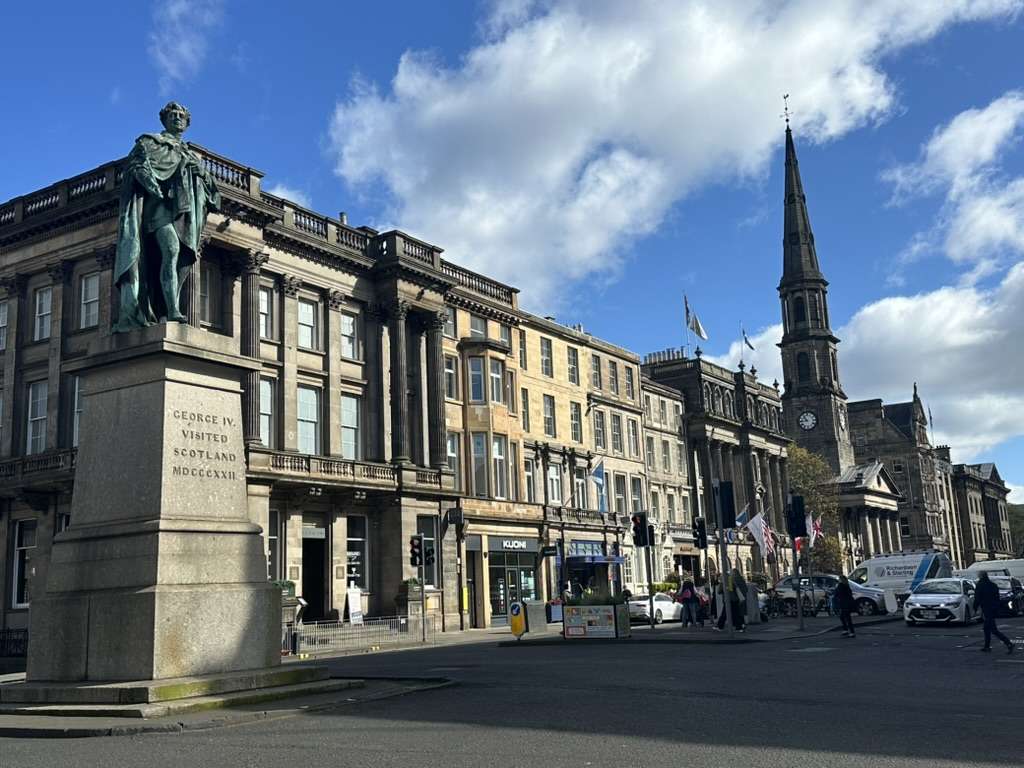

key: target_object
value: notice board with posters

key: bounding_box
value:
[563,605,617,638]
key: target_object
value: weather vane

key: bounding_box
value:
[781,93,791,126]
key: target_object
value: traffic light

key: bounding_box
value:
[718,480,736,529]
[631,512,649,547]
[409,535,423,567]
[787,495,808,538]
[692,517,708,550]
[424,546,435,567]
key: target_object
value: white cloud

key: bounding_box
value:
[264,183,312,210]
[883,91,1024,279]
[328,0,1021,308]
[148,0,225,95]
[1008,483,1024,504]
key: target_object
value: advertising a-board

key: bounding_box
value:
[563,605,617,638]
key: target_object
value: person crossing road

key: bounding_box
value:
[973,571,1015,654]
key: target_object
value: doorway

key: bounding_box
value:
[302,536,326,621]
[488,552,537,625]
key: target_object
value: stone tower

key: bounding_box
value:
[777,126,854,475]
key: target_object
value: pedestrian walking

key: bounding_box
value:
[717,569,747,632]
[679,579,702,628]
[974,571,1015,654]
[835,575,857,638]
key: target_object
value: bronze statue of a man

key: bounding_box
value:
[113,102,221,331]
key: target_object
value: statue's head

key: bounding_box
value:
[159,102,191,134]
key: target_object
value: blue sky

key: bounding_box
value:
[2,1,1023,498]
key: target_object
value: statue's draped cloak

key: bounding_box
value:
[114,132,221,328]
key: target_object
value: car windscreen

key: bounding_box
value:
[849,567,867,584]
[913,581,961,594]
[991,579,1012,590]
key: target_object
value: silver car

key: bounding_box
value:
[904,578,978,626]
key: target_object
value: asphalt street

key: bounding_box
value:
[4,616,1024,768]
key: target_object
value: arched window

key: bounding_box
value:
[703,383,712,411]
[810,294,821,326]
[746,396,755,421]
[724,392,734,418]
[797,352,810,382]
[793,296,807,324]
[713,387,723,414]
[831,352,839,383]
[760,403,769,426]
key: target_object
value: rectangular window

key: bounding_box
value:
[0,300,7,350]
[521,388,530,431]
[72,376,83,448]
[444,355,459,399]
[506,370,517,413]
[570,402,583,443]
[677,443,686,476]
[26,380,47,455]
[524,458,536,503]
[591,355,602,389]
[674,404,682,429]
[340,394,361,460]
[259,286,274,340]
[644,395,651,420]
[519,329,527,369]
[346,514,368,589]
[492,434,508,499]
[547,464,563,505]
[56,511,71,534]
[543,394,556,437]
[499,323,511,346]
[469,357,485,402]
[614,474,627,513]
[489,358,505,404]
[667,493,677,523]
[596,469,608,512]
[470,314,487,338]
[540,337,553,377]
[631,477,643,513]
[646,436,655,469]
[627,419,640,457]
[659,400,667,424]
[472,432,488,498]
[573,467,588,509]
[625,367,635,399]
[610,414,623,453]
[510,442,520,500]
[199,261,221,327]
[259,377,275,447]
[12,519,37,608]
[297,386,320,455]
[661,440,671,472]
[651,491,660,516]
[446,432,461,491]
[608,361,619,395]
[79,272,100,329]
[297,298,319,350]
[594,410,606,450]
[444,305,456,338]
[567,347,580,384]
[341,312,359,360]
[417,515,439,587]
[34,286,52,341]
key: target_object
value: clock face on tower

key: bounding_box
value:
[798,411,818,431]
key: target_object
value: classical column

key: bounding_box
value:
[184,236,209,327]
[326,289,346,457]
[365,304,387,461]
[425,310,447,469]
[0,275,26,458]
[47,261,71,450]
[94,245,115,338]
[389,299,411,464]
[238,248,269,447]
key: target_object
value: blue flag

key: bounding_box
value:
[592,461,607,512]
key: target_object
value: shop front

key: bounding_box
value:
[466,534,541,626]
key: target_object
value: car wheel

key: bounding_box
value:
[655,610,663,624]
[856,599,878,617]
[961,607,972,626]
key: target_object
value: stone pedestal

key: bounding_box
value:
[26,324,280,683]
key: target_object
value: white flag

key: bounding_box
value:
[689,312,709,341]
[745,512,766,552]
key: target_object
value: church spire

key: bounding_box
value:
[781,126,824,287]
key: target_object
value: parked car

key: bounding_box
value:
[903,578,978,626]
[990,576,1024,617]
[628,592,682,624]
[774,575,886,616]
[965,558,1024,583]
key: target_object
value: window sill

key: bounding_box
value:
[340,356,364,365]
[297,346,327,357]
[68,324,99,338]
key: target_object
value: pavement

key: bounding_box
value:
[3,613,1024,767]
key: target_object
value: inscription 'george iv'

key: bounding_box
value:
[170,409,241,481]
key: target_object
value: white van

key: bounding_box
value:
[964,559,1024,582]
[848,551,953,598]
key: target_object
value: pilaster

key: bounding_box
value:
[425,310,448,469]
[389,299,411,464]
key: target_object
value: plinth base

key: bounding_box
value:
[0,665,353,719]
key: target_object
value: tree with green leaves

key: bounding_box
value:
[786,445,844,576]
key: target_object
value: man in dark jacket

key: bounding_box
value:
[835,575,857,638]
[973,571,1014,654]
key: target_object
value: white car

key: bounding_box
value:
[628,592,682,624]
[903,578,979,626]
